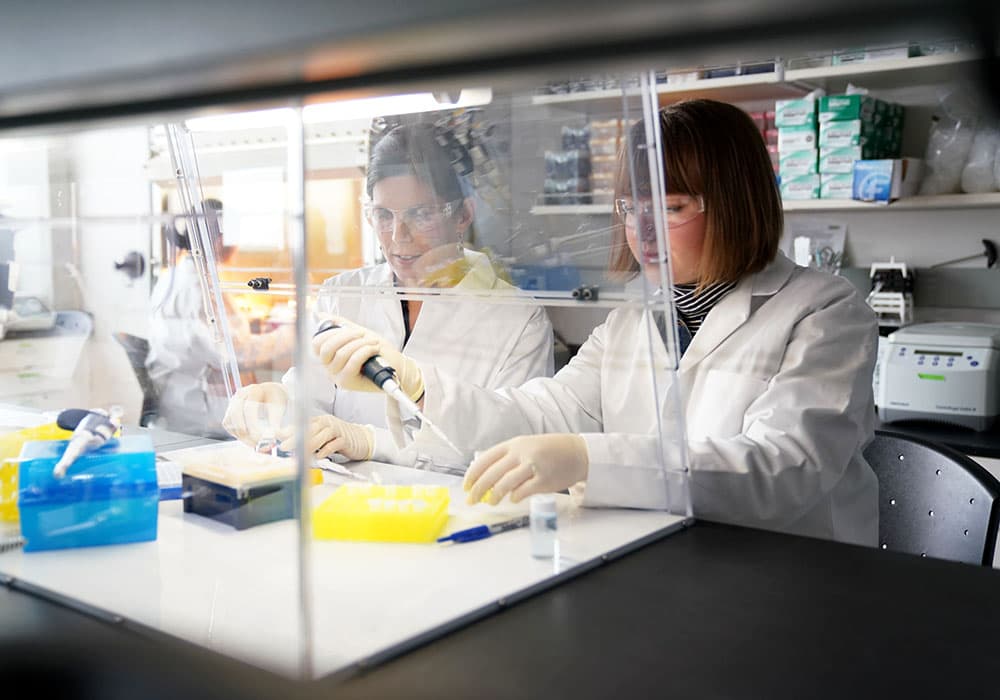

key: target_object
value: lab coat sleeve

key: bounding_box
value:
[583,282,878,523]
[489,306,556,385]
[370,426,403,463]
[576,435,678,509]
[400,319,607,460]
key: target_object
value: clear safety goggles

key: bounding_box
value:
[614,194,705,228]
[363,200,463,235]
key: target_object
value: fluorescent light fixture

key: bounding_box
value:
[302,88,492,122]
[185,108,294,132]
[0,137,47,154]
[184,88,492,132]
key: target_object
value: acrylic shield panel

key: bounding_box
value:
[0,69,690,679]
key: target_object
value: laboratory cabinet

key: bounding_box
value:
[0,0,997,691]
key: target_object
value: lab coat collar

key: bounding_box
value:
[378,249,501,350]
[751,250,796,298]
[374,248,499,290]
[371,261,396,287]
[453,249,504,291]
[679,252,796,372]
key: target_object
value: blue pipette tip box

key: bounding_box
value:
[17,435,158,552]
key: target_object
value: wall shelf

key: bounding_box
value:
[530,51,981,107]
[783,192,1000,212]
[532,72,805,107]
[531,192,1000,217]
[783,52,981,92]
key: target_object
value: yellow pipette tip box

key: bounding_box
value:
[312,484,450,543]
[0,423,72,523]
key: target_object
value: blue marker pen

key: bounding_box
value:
[437,515,530,544]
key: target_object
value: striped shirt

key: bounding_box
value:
[672,280,738,336]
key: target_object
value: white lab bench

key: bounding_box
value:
[0,455,687,678]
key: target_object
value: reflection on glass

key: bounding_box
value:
[224,120,556,475]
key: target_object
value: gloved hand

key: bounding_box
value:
[463,434,589,506]
[222,382,289,446]
[311,315,424,402]
[277,415,374,461]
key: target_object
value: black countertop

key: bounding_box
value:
[332,521,1000,699]
[5,521,1000,699]
[875,417,1000,459]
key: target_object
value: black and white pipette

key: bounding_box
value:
[312,320,462,458]
[52,406,123,478]
[313,319,414,408]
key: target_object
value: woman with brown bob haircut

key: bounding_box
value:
[608,99,782,289]
[313,99,880,546]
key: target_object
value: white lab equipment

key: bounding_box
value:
[866,259,914,328]
[877,322,1000,431]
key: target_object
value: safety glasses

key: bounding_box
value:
[364,200,463,235]
[614,194,705,228]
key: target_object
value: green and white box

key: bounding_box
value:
[882,102,905,129]
[879,125,903,157]
[819,119,878,148]
[818,94,888,122]
[820,173,855,199]
[778,125,817,152]
[779,149,818,177]
[780,173,820,200]
[819,145,876,173]
[774,98,817,127]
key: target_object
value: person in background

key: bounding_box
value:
[147,199,293,437]
[223,122,554,466]
[312,100,879,546]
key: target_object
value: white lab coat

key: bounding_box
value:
[147,256,292,436]
[403,252,879,546]
[296,249,554,464]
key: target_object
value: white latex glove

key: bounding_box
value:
[222,382,289,447]
[463,434,589,506]
[277,415,374,462]
[311,315,424,401]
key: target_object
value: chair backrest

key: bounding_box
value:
[112,332,158,428]
[864,429,1000,566]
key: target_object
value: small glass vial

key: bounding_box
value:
[530,494,558,559]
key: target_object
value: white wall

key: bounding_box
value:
[69,127,153,422]
[0,139,53,302]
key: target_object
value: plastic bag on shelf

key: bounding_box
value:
[960,122,1000,193]
[918,88,979,195]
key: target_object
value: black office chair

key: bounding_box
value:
[112,332,159,428]
[864,429,1000,566]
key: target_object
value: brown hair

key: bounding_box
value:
[608,99,783,288]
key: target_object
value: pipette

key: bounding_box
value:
[52,406,123,478]
[313,320,463,458]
